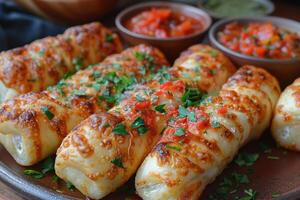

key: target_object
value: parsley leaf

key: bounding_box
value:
[41,106,54,120]
[105,33,114,43]
[211,120,221,128]
[131,117,145,129]
[234,153,259,167]
[66,181,75,190]
[112,123,128,135]
[166,144,181,151]
[41,156,55,174]
[137,127,148,135]
[240,189,257,200]
[131,117,148,135]
[24,170,45,179]
[178,106,196,122]
[111,157,125,168]
[72,57,83,71]
[154,104,166,113]
[174,127,185,136]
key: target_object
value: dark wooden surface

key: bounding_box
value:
[0,0,299,200]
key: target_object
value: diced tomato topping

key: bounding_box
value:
[135,101,151,110]
[216,106,228,115]
[160,81,173,90]
[174,80,185,92]
[197,119,209,129]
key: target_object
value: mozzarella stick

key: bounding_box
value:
[0,22,122,103]
[54,45,236,199]
[0,45,168,166]
[272,78,300,151]
[135,66,280,200]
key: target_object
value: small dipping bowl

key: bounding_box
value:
[209,17,300,87]
[116,1,212,61]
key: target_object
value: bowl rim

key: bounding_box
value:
[197,0,275,19]
[115,1,212,41]
[208,16,300,63]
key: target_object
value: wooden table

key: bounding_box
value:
[0,0,299,200]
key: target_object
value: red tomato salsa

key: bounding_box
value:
[218,22,300,59]
[125,8,203,38]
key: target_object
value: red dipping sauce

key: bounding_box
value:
[125,8,204,38]
[218,22,300,59]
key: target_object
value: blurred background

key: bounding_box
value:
[0,0,299,51]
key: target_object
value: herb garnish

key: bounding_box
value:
[105,34,114,43]
[174,127,185,136]
[112,123,128,135]
[24,170,44,179]
[240,188,257,200]
[24,156,55,179]
[131,117,148,135]
[166,144,181,152]
[181,87,206,108]
[66,181,75,190]
[154,104,166,113]
[234,152,259,167]
[208,172,250,200]
[111,157,125,168]
[178,106,196,122]
[211,120,221,128]
[41,106,54,120]
[72,57,83,71]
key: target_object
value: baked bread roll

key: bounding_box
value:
[272,78,300,151]
[54,45,236,199]
[135,66,280,200]
[0,22,122,103]
[0,45,168,166]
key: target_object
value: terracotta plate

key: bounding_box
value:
[0,131,299,200]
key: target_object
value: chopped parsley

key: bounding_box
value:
[52,175,60,183]
[131,117,145,128]
[41,106,54,120]
[153,66,172,84]
[112,63,121,70]
[105,33,114,43]
[155,104,166,113]
[56,80,67,96]
[103,122,110,128]
[63,71,74,80]
[174,127,185,136]
[239,188,257,200]
[211,120,221,128]
[181,87,206,108]
[41,156,55,174]
[134,51,154,62]
[23,156,56,179]
[72,90,87,97]
[66,181,75,190]
[72,57,83,71]
[178,106,196,122]
[136,95,144,102]
[24,170,45,179]
[112,123,128,135]
[111,157,125,168]
[166,144,181,152]
[134,51,155,72]
[234,152,259,167]
[131,117,148,135]
[209,172,250,200]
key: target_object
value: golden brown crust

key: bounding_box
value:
[0,22,123,95]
